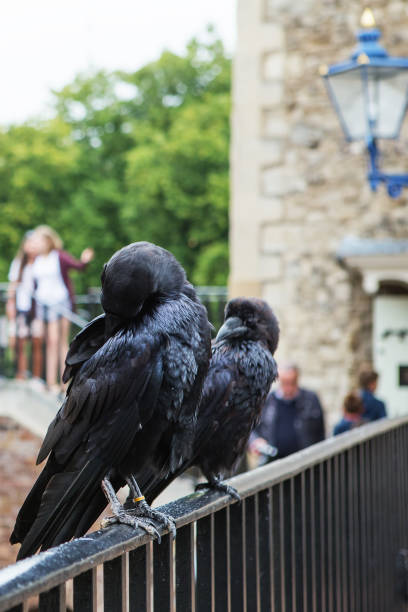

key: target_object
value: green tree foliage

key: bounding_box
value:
[0,31,230,289]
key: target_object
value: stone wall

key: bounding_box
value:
[230,0,408,423]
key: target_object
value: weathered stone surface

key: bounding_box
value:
[261,166,307,197]
[231,0,408,423]
[262,109,289,139]
[263,52,286,80]
[259,253,283,280]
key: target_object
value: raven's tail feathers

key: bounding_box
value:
[16,459,107,560]
[10,460,54,546]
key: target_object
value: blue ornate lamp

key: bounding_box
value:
[321,9,408,197]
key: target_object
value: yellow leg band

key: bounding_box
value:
[133,495,145,503]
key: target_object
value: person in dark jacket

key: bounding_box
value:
[333,391,367,435]
[249,363,325,460]
[359,369,387,421]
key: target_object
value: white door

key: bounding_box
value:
[373,296,408,417]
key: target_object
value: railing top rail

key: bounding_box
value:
[0,415,407,610]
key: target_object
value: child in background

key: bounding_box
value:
[333,391,366,436]
[31,226,94,393]
[7,231,42,381]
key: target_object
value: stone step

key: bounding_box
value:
[0,379,60,438]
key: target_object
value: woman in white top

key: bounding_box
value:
[7,231,42,380]
[31,226,93,393]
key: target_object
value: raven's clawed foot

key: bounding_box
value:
[101,510,160,540]
[128,501,177,539]
[101,478,161,539]
[195,479,241,502]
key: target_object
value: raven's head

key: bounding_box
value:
[216,297,279,354]
[100,241,186,320]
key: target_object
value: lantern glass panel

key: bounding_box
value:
[366,66,408,138]
[327,68,366,140]
[327,65,408,141]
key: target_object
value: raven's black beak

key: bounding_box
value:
[215,316,248,342]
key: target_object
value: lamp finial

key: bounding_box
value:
[360,8,376,28]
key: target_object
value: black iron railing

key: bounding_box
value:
[1,417,408,611]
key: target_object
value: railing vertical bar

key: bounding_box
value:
[319,462,327,611]
[364,440,371,612]
[404,425,408,543]
[340,452,350,612]
[388,431,397,611]
[270,484,281,612]
[214,508,228,612]
[103,555,124,612]
[389,430,397,610]
[333,454,341,612]
[39,584,66,612]
[196,514,213,612]
[175,523,195,612]
[301,471,308,612]
[293,474,303,611]
[73,567,97,612]
[380,433,390,611]
[308,468,317,612]
[347,448,356,612]
[129,545,148,612]
[359,443,368,612]
[312,465,322,612]
[372,435,382,611]
[255,495,260,612]
[350,446,358,612]
[153,534,173,612]
[326,459,334,612]
[147,542,153,612]
[229,500,245,612]
[281,479,292,612]
[382,434,389,610]
[366,439,375,612]
[258,488,272,612]
[397,427,406,596]
[245,495,258,612]
[354,445,362,612]
[226,508,231,612]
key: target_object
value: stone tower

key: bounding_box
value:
[230,0,408,423]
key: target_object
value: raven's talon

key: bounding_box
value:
[195,481,241,502]
[100,511,160,540]
[220,484,241,502]
[129,503,177,539]
[195,482,211,492]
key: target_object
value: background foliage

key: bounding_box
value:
[0,31,230,291]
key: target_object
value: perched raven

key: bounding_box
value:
[10,242,212,559]
[136,297,279,504]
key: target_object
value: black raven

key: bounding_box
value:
[10,242,212,559]
[137,297,279,504]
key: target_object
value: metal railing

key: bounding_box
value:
[1,417,408,611]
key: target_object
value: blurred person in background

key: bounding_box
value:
[249,363,325,462]
[6,231,43,381]
[359,368,387,421]
[333,391,366,435]
[31,226,94,393]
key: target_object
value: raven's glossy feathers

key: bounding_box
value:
[140,297,279,503]
[11,242,211,558]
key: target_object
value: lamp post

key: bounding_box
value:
[321,8,408,197]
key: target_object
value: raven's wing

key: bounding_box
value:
[197,343,278,477]
[139,358,235,504]
[12,327,164,558]
[62,313,106,383]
